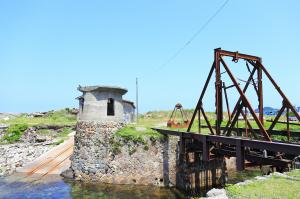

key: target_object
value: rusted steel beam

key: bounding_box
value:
[201,136,210,161]
[223,82,231,121]
[257,63,264,125]
[252,61,300,122]
[269,105,286,131]
[222,67,257,135]
[220,57,271,141]
[187,62,215,132]
[153,129,300,155]
[236,139,245,171]
[267,119,300,127]
[287,107,290,142]
[215,49,223,135]
[213,148,291,167]
[198,110,201,133]
[226,102,244,136]
[200,105,215,135]
[201,125,300,138]
[240,109,257,139]
[224,84,236,90]
[215,48,261,62]
[246,62,259,96]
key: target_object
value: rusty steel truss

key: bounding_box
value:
[187,48,300,142]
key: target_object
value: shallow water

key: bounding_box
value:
[0,175,185,199]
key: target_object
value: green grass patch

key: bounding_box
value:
[0,109,76,126]
[226,170,300,199]
[57,127,73,138]
[227,169,262,184]
[52,139,65,145]
[2,124,28,143]
[115,126,164,144]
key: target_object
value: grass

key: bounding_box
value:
[2,124,28,143]
[226,170,300,199]
[115,125,164,143]
[111,125,165,155]
[0,109,75,144]
[227,169,262,184]
[0,109,76,126]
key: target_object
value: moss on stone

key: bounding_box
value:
[115,126,164,144]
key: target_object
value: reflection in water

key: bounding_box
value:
[0,169,262,198]
[0,175,185,199]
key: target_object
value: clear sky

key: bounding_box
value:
[1,0,300,113]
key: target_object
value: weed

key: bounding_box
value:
[128,146,137,155]
[143,145,149,151]
[2,124,28,143]
[52,139,64,145]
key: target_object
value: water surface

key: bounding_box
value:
[0,175,185,199]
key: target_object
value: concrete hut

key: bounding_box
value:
[76,85,135,123]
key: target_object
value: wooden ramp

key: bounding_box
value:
[15,132,74,178]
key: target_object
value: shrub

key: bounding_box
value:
[3,124,28,143]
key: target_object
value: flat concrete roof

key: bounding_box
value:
[123,100,136,108]
[78,85,128,95]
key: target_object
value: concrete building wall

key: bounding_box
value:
[123,102,135,123]
[78,91,124,122]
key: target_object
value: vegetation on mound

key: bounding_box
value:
[0,109,76,126]
[2,124,28,143]
[115,126,164,143]
[0,109,76,144]
[226,170,300,199]
[109,126,165,155]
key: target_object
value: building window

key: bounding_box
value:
[107,98,115,116]
[79,98,84,112]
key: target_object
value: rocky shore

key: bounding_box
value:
[0,143,53,176]
[0,122,75,177]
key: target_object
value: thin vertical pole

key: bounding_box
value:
[258,64,264,126]
[223,82,231,121]
[136,77,139,124]
[287,107,290,142]
[198,109,201,133]
[215,49,222,135]
[245,107,248,137]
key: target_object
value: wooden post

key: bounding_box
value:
[202,136,209,161]
[236,139,245,171]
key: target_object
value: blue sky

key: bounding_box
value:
[1,0,300,113]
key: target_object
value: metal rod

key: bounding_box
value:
[198,109,201,133]
[215,48,262,62]
[246,62,259,95]
[136,77,139,124]
[268,104,286,131]
[200,105,215,135]
[223,82,231,121]
[215,49,222,135]
[287,107,290,142]
[257,62,264,125]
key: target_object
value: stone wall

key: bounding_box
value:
[70,121,179,186]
